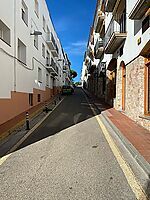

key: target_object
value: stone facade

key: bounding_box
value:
[115,56,150,131]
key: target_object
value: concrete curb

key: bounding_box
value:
[100,111,150,177]
[82,88,150,177]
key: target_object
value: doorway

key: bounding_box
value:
[121,61,126,111]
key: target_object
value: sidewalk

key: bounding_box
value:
[0,94,63,157]
[102,108,150,164]
[83,89,150,175]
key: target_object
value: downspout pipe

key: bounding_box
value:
[13,0,17,91]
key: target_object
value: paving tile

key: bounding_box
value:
[105,109,150,163]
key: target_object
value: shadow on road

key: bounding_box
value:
[1,88,111,156]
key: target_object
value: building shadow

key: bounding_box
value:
[0,88,111,157]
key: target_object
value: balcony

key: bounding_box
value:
[105,0,116,12]
[129,0,149,20]
[86,48,94,61]
[46,32,59,57]
[95,11,105,33]
[88,60,96,74]
[94,38,104,59]
[46,58,58,76]
[104,15,127,54]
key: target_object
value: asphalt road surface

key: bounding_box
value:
[0,88,143,199]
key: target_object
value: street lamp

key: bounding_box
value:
[30,30,42,35]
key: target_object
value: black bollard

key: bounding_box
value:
[45,103,48,113]
[54,100,57,105]
[26,112,30,130]
[59,96,61,101]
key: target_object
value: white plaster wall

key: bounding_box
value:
[0,0,15,98]
[121,0,150,64]
[106,0,150,64]
[0,0,65,99]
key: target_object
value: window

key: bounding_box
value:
[21,0,28,26]
[34,35,38,49]
[0,19,11,45]
[34,0,39,17]
[120,10,126,33]
[37,94,41,102]
[42,43,45,58]
[38,67,42,82]
[29,93,33,106]
[43,16,46,31]
[142,16,150,34]
[46,51,50,66]
[18,39,26,64]
[46,74,49,87]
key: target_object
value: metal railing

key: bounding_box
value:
[47,32,59,54]
[94,37,104,52]
[95,10,105,28]
[104,13,126,47]
[51,58,58,74]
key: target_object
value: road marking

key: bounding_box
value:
[95,115,148,200]
[0,97,65,166]
[84,92,149,200]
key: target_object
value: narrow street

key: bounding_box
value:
[0,88,144,200]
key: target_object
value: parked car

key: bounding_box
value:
[61,85,74,95]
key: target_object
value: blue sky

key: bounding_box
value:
[45,0,96,82]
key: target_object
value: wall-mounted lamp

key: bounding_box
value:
[30,31,42,36]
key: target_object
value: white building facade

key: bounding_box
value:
[0,0,70,134]
[82,0,150,130]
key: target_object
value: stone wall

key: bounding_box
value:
[122,56,150,131]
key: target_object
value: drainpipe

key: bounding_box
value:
[13,0,17,91]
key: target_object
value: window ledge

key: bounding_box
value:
[0,38,11,47]
[139,115,150,120]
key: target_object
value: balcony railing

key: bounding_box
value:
[46,57,58,76]
[94,38,104,59]
[95,11,105,33]
[105,0,116,12]
[129,0,149,20]
[104,14,127,54]
[46,32,59,57]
